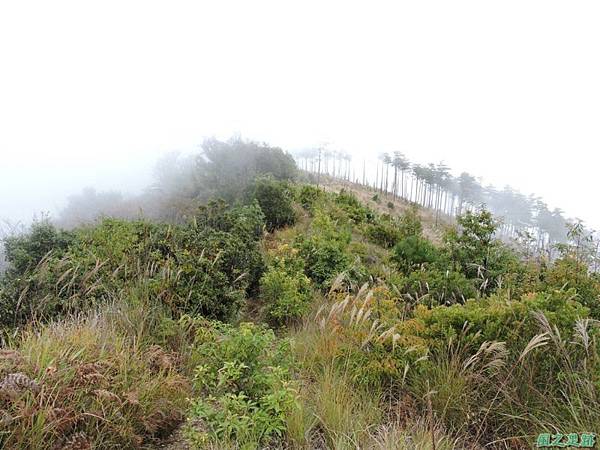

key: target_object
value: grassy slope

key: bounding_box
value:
[253,184,465,449]
[3,180,595,449]
[318,177,451,244]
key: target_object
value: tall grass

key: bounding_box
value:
[0,298,193,449]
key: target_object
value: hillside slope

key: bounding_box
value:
[1,143,599,449]
[319,176,451,244]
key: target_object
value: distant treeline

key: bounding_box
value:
[293,148,596,262]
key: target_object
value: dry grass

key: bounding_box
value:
[0,300,192,449]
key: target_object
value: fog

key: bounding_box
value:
[1,1,599,229]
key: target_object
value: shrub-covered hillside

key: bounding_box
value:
[1,140,600,449]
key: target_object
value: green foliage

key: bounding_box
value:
[398,268,476,305]
[296,184,323,212]
[445,209,520,295]
[301,242,350,288]
[193,199,264,239]
[412,289,588,349]
[249,177,296,231]
[2,218,74,276]
[334,189,375,224]
[445,209,497,277]
[397,206,423,238]
[296,210,352,288]
[186,321,297,448]
[392,235,441,273]
[404,290,594,438]
[185,201,265,288]
[543,256,600,318]
[260,247,312,326]
[0,202,266,326]
[364,214,402,248]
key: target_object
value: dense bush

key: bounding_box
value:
[542,256,600,317]
[397,206,423,237]
[2,218,74,275]
[296,184,323,212]
[392,235,441,273]
[444,209,521,296]
[186,320,297,448]
[410,289,588,350]
[0,201,266,326]
[397,268,477,305]
[301,242,350,288]
[260,245,312,326]
[249,177,296,231]
[334,190,375,224]
[176,201,266,313]
[0,219,100,326]
[364,214,402,248]
[296,211,352,287]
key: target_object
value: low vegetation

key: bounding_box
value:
[2,139,600,449]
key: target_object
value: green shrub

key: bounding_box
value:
[397,206,423,237]
[260,255,312,326]
[444,209,520,296]
[0,219,139,326]
[412,289,589,350]
[250,177,296,231]
[543,256,600,317]
[392,235,441,272]
[2,218,74,275]
[186,321,297,448]
[398,268,477,305]
[300,241,350,288]
[0,202,266,326]
[364,215,402,248]
[403,290,595,439]
[0,219,77,322]
[296,211,352,288]
[194,199,265,243]
[334,190,375,224]
[296,184,323,212]
[145,202,266,319]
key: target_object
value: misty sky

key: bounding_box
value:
[1,1,599,227]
